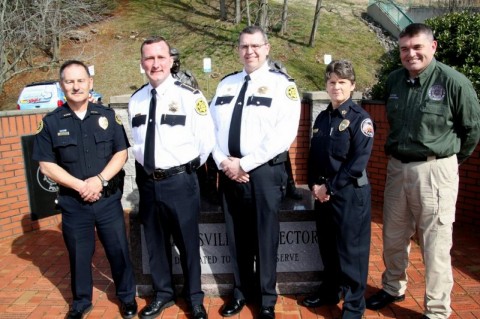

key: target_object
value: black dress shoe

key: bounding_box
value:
[66,305,92,319]
[258,306,275,319]
[121,300,138,319]
[365,290,405,310]
[302,294,339,308]
[220,298,246,317]
[139,299,175,319]
[192,304,208,319]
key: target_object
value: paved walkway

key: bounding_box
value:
[0,206,479,319]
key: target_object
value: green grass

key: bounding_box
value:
[70,0,386,101]
[0,0,385,109]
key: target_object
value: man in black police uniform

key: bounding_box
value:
[210,26,301,319]
[129,36,215,319]
[302,60,374,319]
[33,60,137,319]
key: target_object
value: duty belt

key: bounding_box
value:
[151,157,200,180]
[268,151,288,165]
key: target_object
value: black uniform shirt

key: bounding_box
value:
[308,98,374,194]
[33,103,130,180]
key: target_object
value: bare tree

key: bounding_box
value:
[280,0,288,35]
[309,0,323,47]
[0,0,112,93]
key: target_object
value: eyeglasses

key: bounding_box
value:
[238,43,268,51]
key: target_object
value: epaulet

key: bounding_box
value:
[47,104,70,117]
[90,102,113,114]
[269,68,295,82]
[221,71,241,81]
[174,80,199,94]
[131,83,148,97]
[55,105,74,118]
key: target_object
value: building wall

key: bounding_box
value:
[1,97,479,240]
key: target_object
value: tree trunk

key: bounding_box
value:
[259,0,268,29]
[309,0,322,47]
[220,0,227,20]
[280,0,288,35]
[246,0,251,26]
[235,0,241,24]
[51,0,61,62]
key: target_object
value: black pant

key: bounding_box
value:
[59,191,135,312]
[315,183,371,319]
[135,162,204,306]
[219,162,287,307]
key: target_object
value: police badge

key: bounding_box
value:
[99,116,109,130]
[169,101,179,113]
[258,86,268,94]
[339,119,350,131]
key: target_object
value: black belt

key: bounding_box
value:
[393,154,450,164]
[268,151,288,165]
[151,157,200,180]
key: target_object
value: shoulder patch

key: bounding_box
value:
[36,120,44,134]
[174,81,199,94]
[131,83,148,97]
[195,98,208,116]
[361,118,374,138]
[286,85,299,101]
[221,71,241,81]
[269,68,294,82]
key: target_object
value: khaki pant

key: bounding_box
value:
[382,155,458,319]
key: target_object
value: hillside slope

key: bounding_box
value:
[0,0,384,110]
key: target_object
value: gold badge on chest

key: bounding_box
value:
[169,101,179,113]
[339,119,350,131]
[98,116,109,130]
[258,86,268,94]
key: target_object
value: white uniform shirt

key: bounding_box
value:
[210,62,301,172]
[128,75,215,169]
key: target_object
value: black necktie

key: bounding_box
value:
[144,88,157,175]
[228,75,250,158]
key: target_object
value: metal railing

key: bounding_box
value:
[369,0,414,30]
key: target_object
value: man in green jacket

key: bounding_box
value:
[366,23,480,319]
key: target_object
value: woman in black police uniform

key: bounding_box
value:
[302,60,374,319]
[33,60,137,319]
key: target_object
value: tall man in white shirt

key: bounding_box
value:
[128,36,215,319]
[210,26,301,319]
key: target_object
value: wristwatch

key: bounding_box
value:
[97,174,109,187]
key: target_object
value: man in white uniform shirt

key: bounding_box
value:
[128,36,214,319]
[210,26,301,319]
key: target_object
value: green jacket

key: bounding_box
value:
[384,59,480,163]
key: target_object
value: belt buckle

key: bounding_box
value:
[153,170,167,180]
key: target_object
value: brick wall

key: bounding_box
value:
[0,110,61,239]
[1,97,479,241]
[363,100,480,227]
[289,99,311,185]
